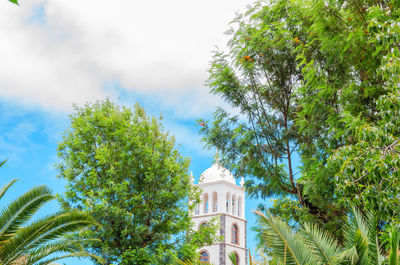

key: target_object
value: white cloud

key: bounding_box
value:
[0,0,253,114]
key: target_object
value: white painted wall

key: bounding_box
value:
[225,245,247,265]
[192,214,221,264]
[225,215,246,247]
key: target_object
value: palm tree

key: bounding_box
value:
[254,206,392,265]
[0,160,103,265]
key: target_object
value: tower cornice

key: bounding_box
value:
[191,212,247,223]
[197,180,245,191]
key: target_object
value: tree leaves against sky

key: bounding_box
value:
[200,0,400,240]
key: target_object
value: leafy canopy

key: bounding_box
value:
[57,100,217,264]
[200,0,400,237]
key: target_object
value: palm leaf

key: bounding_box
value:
[341,207,385,265]
[0,210,97,265]
[253,210,316,265]
[28,251,105,265]
[0,159,7,168]
[0,163,100,265]
[229,251,238,265]
[343,207,370,264]
[0,185,53,244]
[364,209,385,265]
[388,226,400,265]
[24,238,100,265]
[301,222,342,264]
[338,246,359,265]
[0,178,18,201]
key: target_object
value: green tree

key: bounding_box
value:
[200,0,400,236]
[294,0,400,226]
[0,160,102,265]
[7,0,18,4]
[199,0,343,234]
[57,100,216,264]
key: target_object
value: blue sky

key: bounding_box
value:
[0,0,275,264]
[0,93,268,265]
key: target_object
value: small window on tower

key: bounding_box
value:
[199,221,208,230]
[232,224,239,244]
[199,250,209,263]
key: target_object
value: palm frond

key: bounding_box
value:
[0,210,97,264]
[388,226,400,265]
[229,251,238,265]
[337,246,359,265]
[301,222,342,264]
[0,164,100,265]
[0,185,53,245]
[28,251,105,265]
[340,206,386,265]
[0,178,18,201]
[343,207,370,264]
[253,210,316,265]
[0,159,7,168]
[363,209,385,265]
[24,238,100,265]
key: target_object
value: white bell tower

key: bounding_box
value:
[191,162,247,265]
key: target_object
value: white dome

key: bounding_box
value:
[199,163,236,184]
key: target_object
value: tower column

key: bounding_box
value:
[218,192,225,214]
[199,196,203,214]
[227,193,231,214]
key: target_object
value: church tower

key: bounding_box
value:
[191,162,247,265]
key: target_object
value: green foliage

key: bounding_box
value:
[387,226,400,265]
[199,0,344,236]
[254,207,390,265]
[0,160,102,265]
[8,0,18,5]
[229,252,238,265]
[294,0,400,226]
[201,0,400,238]
[57,100,217,264]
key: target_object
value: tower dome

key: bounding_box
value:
[199,163,236,184]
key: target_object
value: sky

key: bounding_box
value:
[0,0,271,264]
